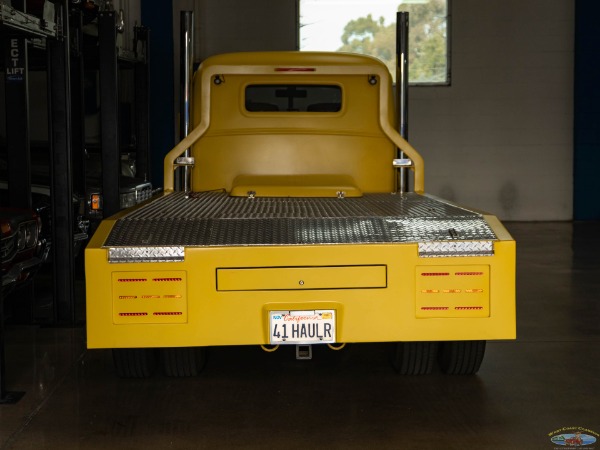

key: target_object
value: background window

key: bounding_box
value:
[299,0,450,85]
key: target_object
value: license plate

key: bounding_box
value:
[269,310,336,345]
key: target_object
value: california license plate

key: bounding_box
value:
[269,310,336,345]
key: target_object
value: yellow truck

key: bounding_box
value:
[85,51,516,377]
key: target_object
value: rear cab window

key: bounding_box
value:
[245,84,342,112]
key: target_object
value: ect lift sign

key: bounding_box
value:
[5,38,26,82]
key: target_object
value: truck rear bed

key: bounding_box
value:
[87,190,514,350]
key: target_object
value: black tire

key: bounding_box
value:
[112,348,157,378]
[439,340,486,375]
[392,341,438,375]
[161,347,207,377]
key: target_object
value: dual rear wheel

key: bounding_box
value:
[112,347,207,378]
[112,341,485,378]
[393,340,486,375]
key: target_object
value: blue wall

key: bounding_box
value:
[141,0,174,189]
[574,1,600,220]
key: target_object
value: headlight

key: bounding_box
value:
[17,221,38,251]
[17,227,26,250]
[136,187,152,204]
[1,235,17,260]
[25,221,38,247]
[120,192,137,209]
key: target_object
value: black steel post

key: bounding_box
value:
[47,0,76,325]
[4,36,32,209]
[396,11,409,193]
[134,26,150,183]
[98,11,121,217]
[0,288,26,404]
[69,8,86,197]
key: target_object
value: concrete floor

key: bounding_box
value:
[0,222,599,449]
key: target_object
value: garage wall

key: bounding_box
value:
[192,0,298,61]
[409,0,574,220]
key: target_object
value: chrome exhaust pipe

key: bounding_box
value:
[176,11,194,192]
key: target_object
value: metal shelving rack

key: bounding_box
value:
[2,2,150,324]
[1,1,75,324]
[1,1,150,403]
[0,0,61,405]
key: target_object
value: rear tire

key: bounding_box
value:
[438,340,486,375]
[112,348,157,378]
[392,341,438,375]
[161,347,207,377]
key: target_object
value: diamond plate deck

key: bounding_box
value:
[104,192,497,249]
[108,247,184,263]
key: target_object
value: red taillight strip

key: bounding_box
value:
[465,289,484,293]
[421,306,449,310]
[421,272,450,277]
[455,272,484,276]
[118,295,137,299]
[153,278,182,282]
[421,289,440,294]
[442,289,461,294]
[141,295,161,299]
[118,278,147,282]
[119,312,147,316]
[455,306,484,310]
[163,295,182,299]
[153,312,183,316]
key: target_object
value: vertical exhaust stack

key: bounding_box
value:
[176,11,195,192]
[396,11,409,194]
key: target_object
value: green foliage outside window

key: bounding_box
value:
[301,0,449,84]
